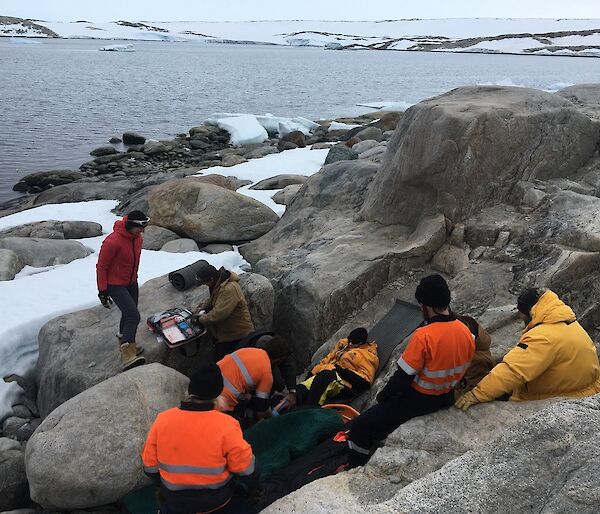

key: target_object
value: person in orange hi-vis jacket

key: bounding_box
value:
[347,274,475,467]
[142,363,258,514]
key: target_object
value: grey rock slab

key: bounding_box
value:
[33,181,132,206]
[0,438,29,511]
[61,221,103,239]
[0,249,22,281]
[25,364,188,510]
[0,238,91,267]
[141,225,179,250]
[432,243,469,277]
[90,146,118,157]
[360,86,600,227]
[355,126,383,141]
[201,243,234,254]
[243,146,279,159]
[557,83,600,120]
[352,139,379,154]
[148,181,279,243]
[35,273,273,417]
[358,145,387,160]
[122,132,146,145]
[271,184,303,206]
[160,238,200,253]
[250,174,308,190]
[142,140,168,155]
[324,144,358,165]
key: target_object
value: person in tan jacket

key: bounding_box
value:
[194,265,255,360]
[456,288,600,411]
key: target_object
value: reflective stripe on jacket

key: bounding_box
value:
[399,316,475,395]
[473,290,600,402]
[218,348,273,410]
[311,338,379,385]
[96,217,143,291]
[141,405,255,493]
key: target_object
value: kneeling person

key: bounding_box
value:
[194,264,255,360]
[218,341,288,421]
[142,363,258,514]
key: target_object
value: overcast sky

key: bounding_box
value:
[4,0,600,22]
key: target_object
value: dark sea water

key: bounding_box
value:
[1,38,600,202]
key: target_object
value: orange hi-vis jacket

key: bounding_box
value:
[141,404,255,495]
[398,315,476,395]
[218,348,273,411]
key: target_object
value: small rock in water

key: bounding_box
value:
[109,137,122,144]
[90,146,118,157]
[122,132,146,146]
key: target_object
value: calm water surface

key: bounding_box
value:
[1,38,600,201]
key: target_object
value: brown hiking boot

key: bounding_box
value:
[120,342,146,371]
[117,334,144,355]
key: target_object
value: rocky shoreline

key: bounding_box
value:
[2,84,600,513]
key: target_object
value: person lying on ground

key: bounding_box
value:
[455,288,600,411]
[142,363,258,514]
[286,327,379,408]
[216,340,289,425]
[194,264,255,361]
[346,274,476,467]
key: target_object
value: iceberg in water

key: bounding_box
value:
[99,44,135,52]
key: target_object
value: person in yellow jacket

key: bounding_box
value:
[194,264,255,360]
[288,328,379,406]
[456,288,600,411]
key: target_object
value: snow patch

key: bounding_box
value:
[205,114,269,146]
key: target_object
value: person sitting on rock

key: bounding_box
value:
[455,288,600,411]
[216,341,289,425]
[286,328,379,408]
[346,275,476,467]
[194,264,255,360]
[96,210,149,371]
[142,363,258,514]
[452,314,494,399]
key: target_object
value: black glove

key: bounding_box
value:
[98,291,113,309]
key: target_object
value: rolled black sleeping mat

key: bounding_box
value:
[168,259,212,291]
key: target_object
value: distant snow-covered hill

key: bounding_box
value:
[2,16,600,57]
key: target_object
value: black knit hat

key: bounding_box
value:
[195,262,219,283]
[415,274,451,309]
[517,288,541,316]
[125,210,150,230]
[348,328,368,344]
[188,363,224,400]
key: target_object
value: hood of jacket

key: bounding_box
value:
[525,290,576,332]
[113,217,138,239]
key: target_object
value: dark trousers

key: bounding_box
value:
[347,388,454,466]
[302,369,347,406]
[160,495,252,514]
[214,340,240,361]
[107,283,140,343]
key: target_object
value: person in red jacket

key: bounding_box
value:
[347,274,475,467]
[142,363,258,514]
[96,210,149,370]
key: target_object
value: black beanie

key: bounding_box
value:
[128,210,148,222]
[188,363,224,400]
[348,328,368,344]
[195,262,219,283]
[415,274,451,309]
[517,288,541,316]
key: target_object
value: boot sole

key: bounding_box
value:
[122,357,146,371]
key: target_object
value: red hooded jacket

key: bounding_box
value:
[96,218,143,291]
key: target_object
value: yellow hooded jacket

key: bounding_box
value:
[473,290,600,402]
[311,338,379,386]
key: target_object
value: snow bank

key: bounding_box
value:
[195,147,329,214]
[98,44,135,52]
[255,114,319,136]
[0,200,248,419]
[329,121,361,131]
[205,114,268,146]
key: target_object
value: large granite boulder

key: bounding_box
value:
[0,220,102,240]
[25,364,188,510]
[33,181,133,206]
[557,84,600,120]
[0,248,22,280]
[242,160,446,367]
[250,174,307,190]
[0,438,29,510]
[142,225,180,250]
[36,273,273,417]
[0,238,91,267]
[12,170,84,194]
[148,179,279,243]
[360,86,600,227]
